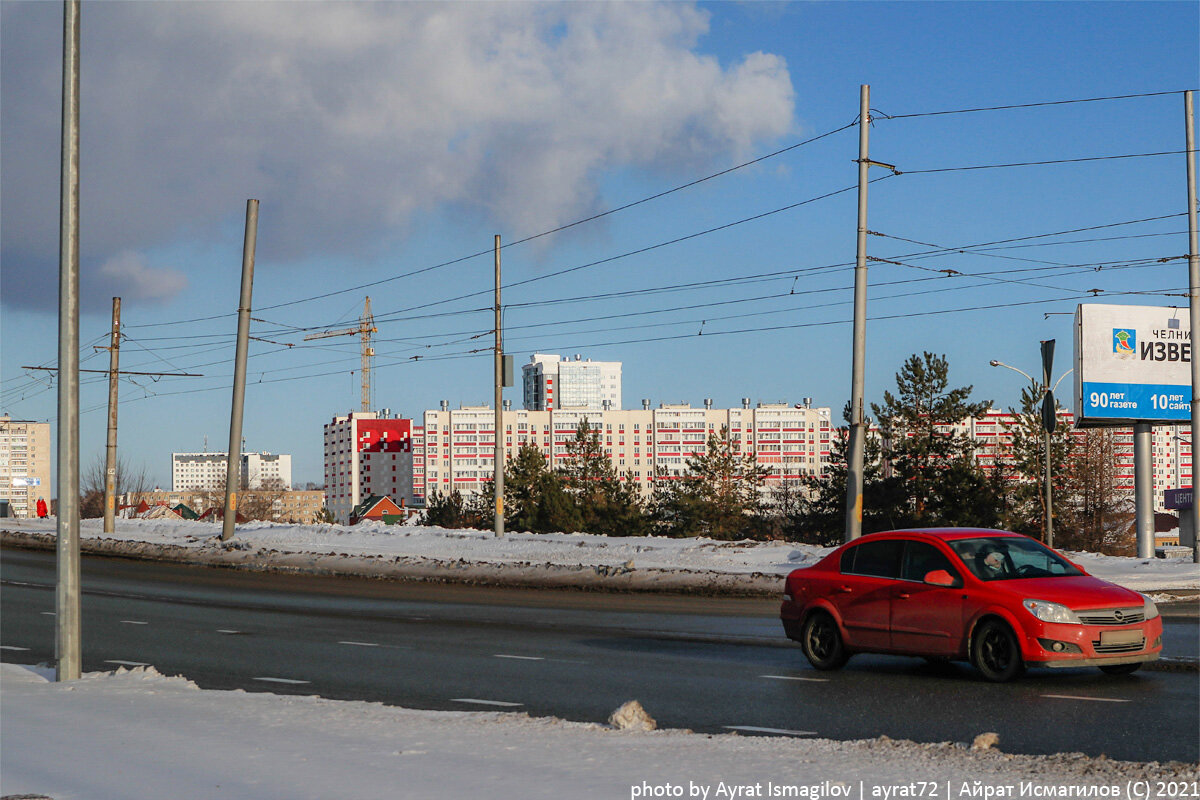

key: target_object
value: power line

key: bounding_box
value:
[874,90,1186,120]
[902,150,1185,176]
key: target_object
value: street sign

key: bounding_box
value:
[1074,303,1193,427]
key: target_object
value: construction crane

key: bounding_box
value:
[304,296,377,412]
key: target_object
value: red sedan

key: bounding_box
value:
[780,528,1162,681]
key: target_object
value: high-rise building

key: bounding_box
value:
[323,411,421,524]
[0,416,51,517]
[522,353,622,411]
[172,452,292,492]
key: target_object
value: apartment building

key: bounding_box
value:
[522,353,622,411]
[323,411,420,524]
[172,451,292,492]
[0,417,51,518]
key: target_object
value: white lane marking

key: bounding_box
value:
[216,629,243,635]
[724,725,816,737]
[1041,694,1130,703]
[121,620,149,625]
[494,654,544,661]
[254,677,310,685]
[450,698,523,707]
[105,660,149,667]
[1,645,31,651]
[339,641,380,647]
[40,612,56,616]
[760,674,830,683]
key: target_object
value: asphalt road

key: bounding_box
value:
[2,547,1197,763]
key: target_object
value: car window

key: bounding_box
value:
[901,541,958,582]
[842,539,903,579]
[948,536,1084,581]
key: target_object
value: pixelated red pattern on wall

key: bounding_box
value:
[357,419,413,453]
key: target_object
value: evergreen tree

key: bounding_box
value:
[501,442,581,534]
[652,425,768,539]
[997,384,1075,539]
[422,488,487,529]
[871,352,995,527]
[558,419,648,537]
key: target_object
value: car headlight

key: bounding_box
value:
[1140,593,1160,620]
[1023,599,1082,624]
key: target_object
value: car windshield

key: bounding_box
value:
[948,536,1084,581]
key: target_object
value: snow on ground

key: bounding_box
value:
[3,516,1198,593]
[1,663,1194,800]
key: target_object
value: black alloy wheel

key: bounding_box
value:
[971,620,1025,682]
[801,611,849,671]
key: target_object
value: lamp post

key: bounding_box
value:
[990,359,1073,547]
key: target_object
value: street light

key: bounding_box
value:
[990,358,1073,547]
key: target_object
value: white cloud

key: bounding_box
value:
[92,251,188,304]
[1,1,796,304]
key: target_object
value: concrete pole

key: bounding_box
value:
[494,234,505,538]
[1133,422,1155,558]
[1044,430,1053,548]
[222,199,259,542]
[844,84,870,542]
[1185,90,1199,564]
[56,0,82,682]
[103,297,121,534]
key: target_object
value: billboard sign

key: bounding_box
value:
[1074,303,1192,427]
[11,477,40,487]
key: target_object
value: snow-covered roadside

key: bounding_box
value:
[1,663,1194,800]
[3,516,1198,595]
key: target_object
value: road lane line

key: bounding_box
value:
[339,641,380,647]
[254,677,310,685]
[451,698,523,707]
[216,629,244,635]
[1041,694,1130,703]
[121,620,149,625]
[40,612,55,616]
[104,660,149,667]
[494,654,544,661]
[1,645,31,651]
[724,725,816,737]
[760,674,829,683]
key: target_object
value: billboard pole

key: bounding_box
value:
[1185,90,1198,564]
[1133,423,1155,559]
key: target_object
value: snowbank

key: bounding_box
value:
[1,662,1194,800]
[2,516,1197,594]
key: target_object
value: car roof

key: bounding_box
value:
[861,527,1025,542]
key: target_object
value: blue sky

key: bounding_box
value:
[2,1,1197,488]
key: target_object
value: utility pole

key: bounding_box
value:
[222,199,258,542]
[845,84,871,543]
[1185,89,1199,564]
[1040,340,1055,549]
[56,0,82,683]
[103,297,121,534]
[494,234,505,539]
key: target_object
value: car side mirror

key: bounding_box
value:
[924,569,961,588]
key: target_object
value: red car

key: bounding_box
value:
[780,528,1162,681]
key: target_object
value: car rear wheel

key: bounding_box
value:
[801,611,848,671]
[971,620,1024,682]
[1098,663,1142,676]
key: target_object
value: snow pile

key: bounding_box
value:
[2,516,1197,593]
[2,663,1194,800]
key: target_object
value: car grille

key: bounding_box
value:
[1077,607,1145,625]
[1092,639,1145,654]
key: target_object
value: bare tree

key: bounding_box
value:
[81,454,150,518]
[1056,428,1135,555]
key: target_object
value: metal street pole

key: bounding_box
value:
[1185,90,1199,564]
[1040,339,1056,548]
[103,297,121,534]
[1133,422,1155,559]
[845,84,870,543]
[222,199,258,542]
[494,234,505,538]
[55,0,82,682]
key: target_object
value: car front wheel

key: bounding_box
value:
[801,611,848,671]
[971,620,1024,682]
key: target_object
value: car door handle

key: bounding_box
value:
[896,593,911,600]
[838,586,853,593]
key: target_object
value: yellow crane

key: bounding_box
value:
[304,296,377,412]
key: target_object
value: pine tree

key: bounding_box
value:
[653,425,768,539]
[558,418,648,537]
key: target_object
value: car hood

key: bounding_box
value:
[990,576,1143,610]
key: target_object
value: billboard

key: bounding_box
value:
[1074,303,1192,427]
[11,477,40,487]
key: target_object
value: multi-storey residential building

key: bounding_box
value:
[420,400,832,499]
[323,411,419,524]
[522,353,622,411]
[172,452,292,491]
[0,417,51,518]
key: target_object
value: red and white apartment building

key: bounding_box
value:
[323,410,422,524]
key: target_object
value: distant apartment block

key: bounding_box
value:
[0,416,51,518]
[172,451,292,492]
[323,411,420,525]
[522,353,622,411]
